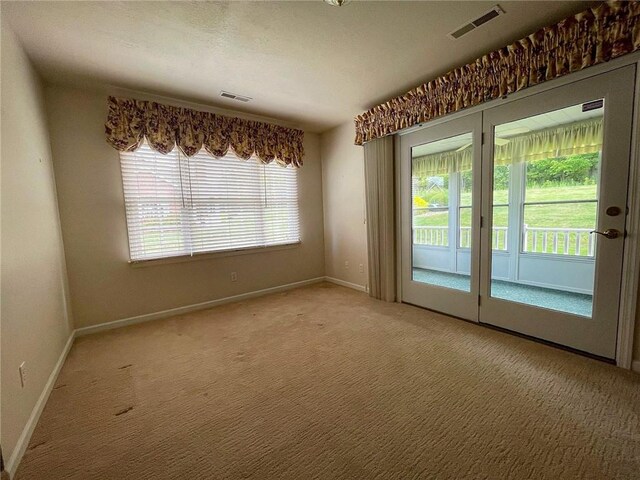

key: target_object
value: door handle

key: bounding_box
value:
[589,229,621,239]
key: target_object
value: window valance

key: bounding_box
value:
[105,96,305,167]
[355,1,639,145]
[494,119,602,164]
[412,149,473,177]
[412,119,602,177]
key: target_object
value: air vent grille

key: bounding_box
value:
[450,23,476,39]
[220,91,252,103]
[449,5,504,40]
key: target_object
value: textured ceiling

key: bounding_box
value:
[2,1,594,132]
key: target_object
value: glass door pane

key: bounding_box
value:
[489,100,604,317]
[411,132,472,292]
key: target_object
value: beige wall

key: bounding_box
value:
[44,85,325,329]
[1,25,73,465]
[320,121,367,289]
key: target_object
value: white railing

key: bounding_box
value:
[413,225,594,256]
[522,226,594,256]
[460,226,508,250]
[413,226,508,250]
[413,225,449,246]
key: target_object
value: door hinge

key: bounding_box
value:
[481,132,485,145]
[478,295,481,306]
[480,216,484,228]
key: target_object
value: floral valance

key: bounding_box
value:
[355,1,640,145]
[105,96,305,167]
[412,119,603,177]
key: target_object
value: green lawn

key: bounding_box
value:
[414,184,597,229]
[413,184,597,255]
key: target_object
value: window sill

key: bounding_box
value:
[129,241,302,268]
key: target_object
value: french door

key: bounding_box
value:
[400,66,635,359]
[400,113,482,320]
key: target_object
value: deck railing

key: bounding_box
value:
[413,225,449,246]
[413,225,595,256]
[522,226,594,256]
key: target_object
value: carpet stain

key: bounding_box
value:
[27,441,46,451]
[114,406,134,417]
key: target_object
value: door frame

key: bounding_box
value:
[394,52,640,369]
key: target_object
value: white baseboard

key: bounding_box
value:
[324,276,368,293]
[6,331,75,478]
[632,360,640,374]
[75,277,326,337]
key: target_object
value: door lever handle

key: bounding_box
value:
[589,229,620,239]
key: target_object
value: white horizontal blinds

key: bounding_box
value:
[119,141,299,261]
[263,159,300,246]
[188,150,299,253]
[120,144,191,261]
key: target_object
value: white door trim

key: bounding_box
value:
[616,62,640,369]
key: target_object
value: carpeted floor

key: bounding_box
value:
[15,283,640,480]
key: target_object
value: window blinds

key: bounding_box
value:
[119,142,300,261]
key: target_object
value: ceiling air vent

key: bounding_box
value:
[449,5,505,39]
[220,91,252,103]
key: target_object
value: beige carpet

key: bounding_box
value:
[15,283,640,479]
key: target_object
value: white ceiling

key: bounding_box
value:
[2,1,594,133]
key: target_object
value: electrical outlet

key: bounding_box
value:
[230,272,237,282]
[345,261,349,269]
[359,263,364,273]
[19,362,26,388]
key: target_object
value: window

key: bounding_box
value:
[521,152,599,256]
[412,174,450,247]
[120,141,300,261]
[458,168,472,248]
[491,164,510,251]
